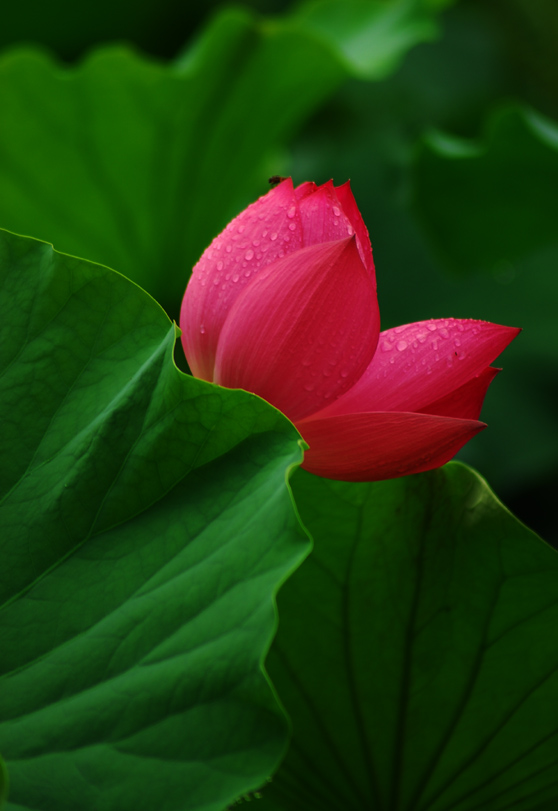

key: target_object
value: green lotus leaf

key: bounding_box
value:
[260,464,558,810]
[0,229,309,811]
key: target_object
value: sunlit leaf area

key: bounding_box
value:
[1,1,557,809]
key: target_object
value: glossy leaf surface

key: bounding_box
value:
[0,230,308,811]
[261,464,558,810]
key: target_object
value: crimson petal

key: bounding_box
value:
[214,237,380,422]
[335,180,374,275]
[419,366,500,420]
[297,411,486,481]
[181,178,304,381]
[318,319,520,417]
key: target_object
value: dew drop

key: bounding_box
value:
[216,260,224,271]
[244,270,251,278]
[439,328,449,339]
[288,222,296,231]
[347,225,354,235]
[304,382,315,392]
[237,224,245,234]
[270,232,278,241]
[381,341,392,352]
[427,323,437,332]
[232,273,239,282]
[199,325,205,334]
[332,206,341,216]
[245,249,254,261]
[396,340,408,351]
[252,239,261,247]
[225,245,232,253]
[287,206,296,219]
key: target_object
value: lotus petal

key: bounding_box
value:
[317,319,520,418]
[215,237,380,421]
[297,411,486,481]
[181,178,304,380]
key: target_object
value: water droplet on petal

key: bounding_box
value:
[427,323,437,332]
[232,273,239,282]
[288,222,296,231]
[200,325,205,334]
[245,249,254,260]
[396,340,408,351]
[287,206,296,219]
[270,232,278,241]
[238,224,245,234]
[225,245,232,253]
[216,260,223,271]
[332,206,341,216]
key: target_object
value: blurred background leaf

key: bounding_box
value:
[0,230,308,811]
[260,464,558,810]
[292,0,441,79]
[0,9,345,320]
[412,106,558,276]
[0,1,442,323]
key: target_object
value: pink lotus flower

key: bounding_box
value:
[180,178,519,481]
